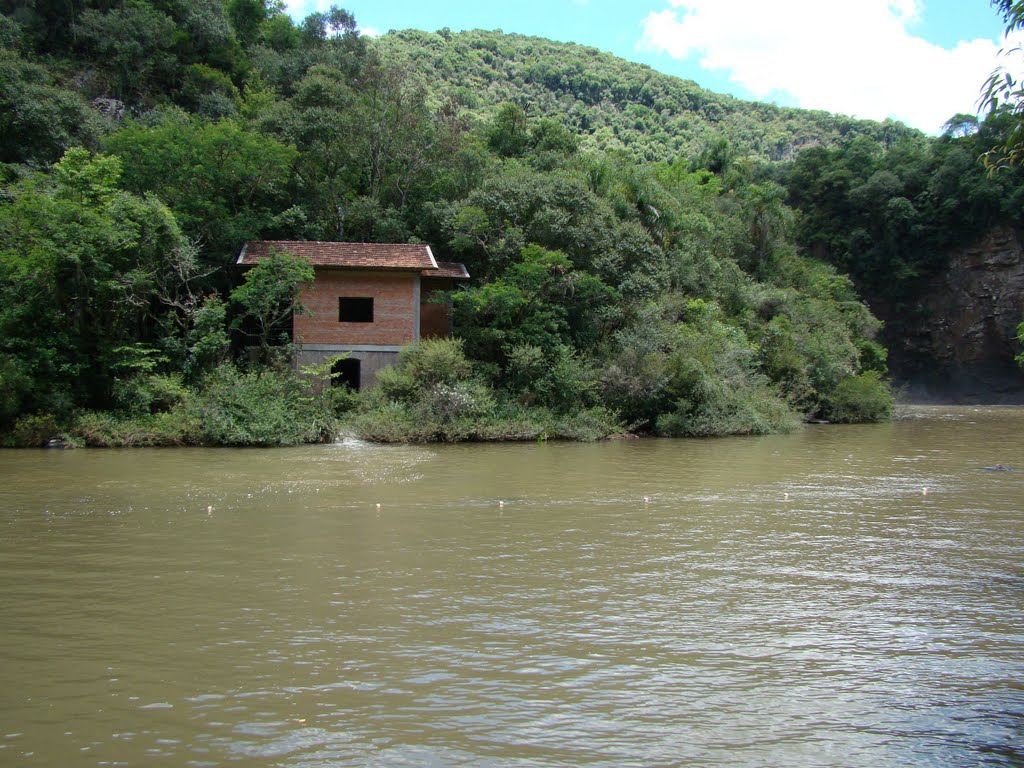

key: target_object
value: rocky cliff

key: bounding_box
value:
[882,223,1024,403]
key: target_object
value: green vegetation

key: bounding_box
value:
[980,0,1024,170]
[781,128,1024,302]
[0,148,193,421]
[4,1,1020,447]
[373,29,917,163]
[350,338,621,442]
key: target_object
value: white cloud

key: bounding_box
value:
[638,0,1017,133]
[361,26,382,38]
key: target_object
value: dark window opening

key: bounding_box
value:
[332,357,361,390]
[339,297,373,323]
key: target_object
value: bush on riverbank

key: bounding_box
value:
[72,410,197,447]
[0,338,895,448]
[0,363,342,448]
[345,339,624,443]
[821,370,895,423]
[190,363,337,446]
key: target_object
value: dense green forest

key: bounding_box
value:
[376,29,922,163]
[0,0,1020,446]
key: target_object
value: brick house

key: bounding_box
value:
[237,241,469,389]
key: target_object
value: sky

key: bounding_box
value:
[284,0,1018,134]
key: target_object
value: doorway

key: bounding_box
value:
[331,357,361,391]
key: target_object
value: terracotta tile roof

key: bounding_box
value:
[238,241,438,271]
[423,261,470,280]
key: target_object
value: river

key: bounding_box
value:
[1,406,1022,767]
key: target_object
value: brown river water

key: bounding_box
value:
[1,406,1022,767]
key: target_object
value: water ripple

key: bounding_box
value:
[1,407,1023,766]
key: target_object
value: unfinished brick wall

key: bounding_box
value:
[420,278,456,339]
[294,269,419,347]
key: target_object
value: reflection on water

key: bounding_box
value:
[1,406,1023,767]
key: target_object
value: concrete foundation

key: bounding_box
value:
[296,344,401,391]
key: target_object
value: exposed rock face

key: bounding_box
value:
[91,97,125,122]
[882,223,1024,403]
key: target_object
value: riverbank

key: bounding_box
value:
[3,402,628,449]
[2,338,898,449]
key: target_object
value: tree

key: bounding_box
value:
[104,111,298,266]
[980,1,1024,169]
[488,103,530,157]
[300,5,357,45]
[941,113,980,139]
[183,295,231,381]
[0,50,98,165]
[226,0,271,48]
[452,244,618,365]
[353,57,465,209]
[258,63,360,238]
[740,181,792,275]
[0,0,87,54]
[0,148,192,415]
[230,249,313,361]
[73,2,179,104]
[260,13,300,51]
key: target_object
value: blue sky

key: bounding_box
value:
[284,0,1013,134]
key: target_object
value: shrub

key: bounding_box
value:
[504,343,599,412]
[322,381,360,417]
[351,339,509,443]
[655,380,799,437]
[399,337,474,389]
[370,362,419,403]
[470,407,548,441]
[298,354,360,416]
[822,370,894,423]
[368,339,476,406]
[417,380,495,424]
[549,406,623,441]
[112,372,189,416]
[71,409,198,447]
[353,380,498,443]
[646,316,801,437]
[184,295,230,381]
[3,412,63,447]
[348,401,431,443]
[190,364,337,446]
[337,338,618,443]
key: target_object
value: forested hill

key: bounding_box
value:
[378,28,1024,313]
[376,29,916,163]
